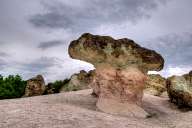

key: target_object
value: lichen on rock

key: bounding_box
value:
[167,71,192,107]
[144,74,167,97]
[69,33,164,72]
[69,33,164,118]
[60,70,95,92]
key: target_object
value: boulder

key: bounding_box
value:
[69,33,164,118]
[144,74,167,96]
[167,71,192,107]
[24,75,45,97]
[60,70,95,92]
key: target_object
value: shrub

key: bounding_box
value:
[0,75,27,99]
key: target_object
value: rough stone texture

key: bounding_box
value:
[24,75,45,97]
[60,70,95,92]
[144,74,167,96]
[69,33,164,117]
[1,89,192,128]
[183,70,192,85]
[167,71,192,107]
[93,66,148,118]
[69,33,164,71]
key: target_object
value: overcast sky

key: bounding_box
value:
[0,0,192,82]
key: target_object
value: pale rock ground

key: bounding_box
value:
[0,89,192,128]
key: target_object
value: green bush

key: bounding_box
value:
[0,75,27,99]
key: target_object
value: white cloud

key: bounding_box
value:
[149,66,192,78]
[165,66,191,77]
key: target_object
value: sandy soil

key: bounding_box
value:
[0,89,192,128]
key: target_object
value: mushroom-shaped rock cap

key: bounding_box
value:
[69,33,164,71]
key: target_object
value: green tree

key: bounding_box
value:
[0,75,26,99]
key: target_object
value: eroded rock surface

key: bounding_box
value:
[167,71,192,107]
[69,33,164,118]
[60,70,95,92]
[144,74,167,97]
[24,75,45,97]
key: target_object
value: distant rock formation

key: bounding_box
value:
[60,70,95,92]
[24,75,45,97]
[69,33,164,118]
[144,74,167,97]
[167,71,192,107]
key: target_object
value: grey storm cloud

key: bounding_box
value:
[0,52,9,57]
[0,52,9,69]
[144,33,192,68]
[38,40,64,50]
[0,59,6,69]
[22,57,60,72]
[29,0,167,31]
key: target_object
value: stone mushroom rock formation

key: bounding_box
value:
[166,70,192,107]
[144,74,167,97]
[69,33,164,118]
[24,75,45,97]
